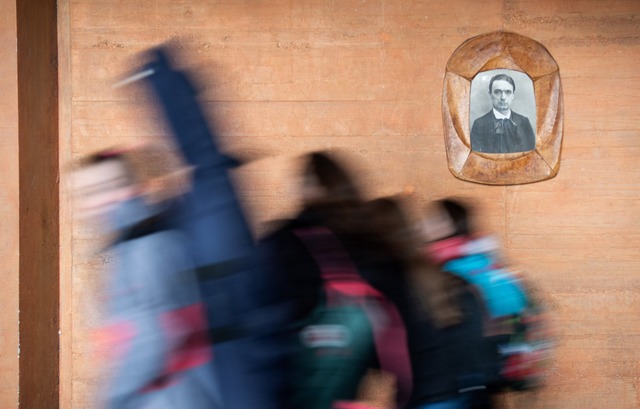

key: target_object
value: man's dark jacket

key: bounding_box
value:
[470,111,535,153]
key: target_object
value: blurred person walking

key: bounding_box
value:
[363,197,491,409]
[422,199,552,407]
[134,46,292,409]
[261,152,411,409]
[73,150,222,409]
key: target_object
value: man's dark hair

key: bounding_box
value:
[489,74,516,93]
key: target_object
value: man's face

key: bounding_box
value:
[490,79,515,114]
[74,159,135,220]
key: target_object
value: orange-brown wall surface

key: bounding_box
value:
[0,0,19,407]
[59,1,640,408]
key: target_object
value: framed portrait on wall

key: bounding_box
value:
[470,69,536,154]
[442,31,563,185]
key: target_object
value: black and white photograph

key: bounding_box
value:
[469,69,536,154]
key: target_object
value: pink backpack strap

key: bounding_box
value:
[294,227,412,407]
[424,235,467,264]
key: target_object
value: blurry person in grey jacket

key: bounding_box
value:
[73,148,222,409]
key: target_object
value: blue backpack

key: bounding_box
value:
[443,253,528,319]
[428,236,553,391]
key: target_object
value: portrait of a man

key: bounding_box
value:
[470,72,536,154]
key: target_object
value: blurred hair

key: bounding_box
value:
[304,151,363,203]
[302,151,367,235]
[75,145,188,202]
[436,198,472,238]
[76,149,137,185]
[369,197,462,328]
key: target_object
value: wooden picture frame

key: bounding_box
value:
[442,31,563,185]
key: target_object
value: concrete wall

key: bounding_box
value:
[62,1,640,408]
[0,0,19,408]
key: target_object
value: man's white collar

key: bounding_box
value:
[493,108,511,119]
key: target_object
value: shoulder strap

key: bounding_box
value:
[294,227,413,398]
[293,227,382,304]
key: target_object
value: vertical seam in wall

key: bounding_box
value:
[502,0,508,248]
[57,0,73,407]
[502,0,507,31]
[504,185,509,254]
[379,1,386,146]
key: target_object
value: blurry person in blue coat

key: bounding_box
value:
[74,149,223,409]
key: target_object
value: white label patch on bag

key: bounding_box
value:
[300,325,351,348]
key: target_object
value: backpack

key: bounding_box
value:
[427,235,554,392]
[290,227,397,409]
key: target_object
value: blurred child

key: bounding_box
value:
[366,197,485,409]
[422,199,552,406]
[74,149,222,409]
[261,152,409,409]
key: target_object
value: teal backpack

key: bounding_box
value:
[290,227,387,409]
[428,235,554,391]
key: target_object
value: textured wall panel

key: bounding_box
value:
[64,0,640,408]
